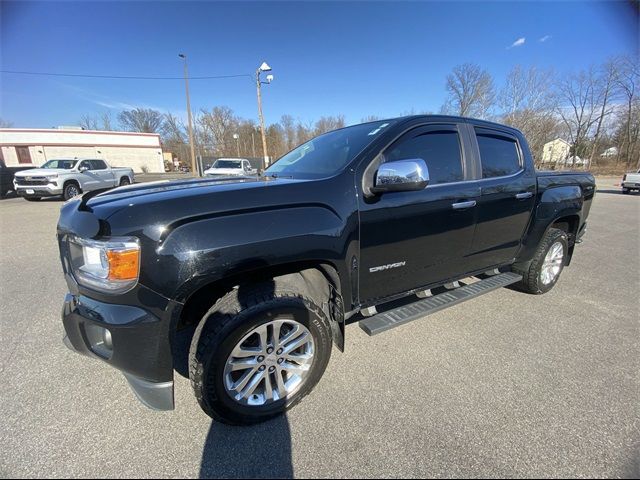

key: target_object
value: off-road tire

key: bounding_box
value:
[189,281,333,425]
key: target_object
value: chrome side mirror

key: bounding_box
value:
[78,166,89,173]
[371,159,429,194]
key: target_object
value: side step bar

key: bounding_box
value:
[359,272,522,336]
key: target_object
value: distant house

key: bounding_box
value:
[600,146,618,158]
[541,138,571,165]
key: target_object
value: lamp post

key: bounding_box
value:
[255,61,273,168]
[233,133,240,157]
[178,53,198,177]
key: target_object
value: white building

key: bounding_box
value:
[0,128,165,173]
[541,138,571,165]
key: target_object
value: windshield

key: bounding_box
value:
[213,160,242,169]
[41,159,77,170]
[265,120,394,179]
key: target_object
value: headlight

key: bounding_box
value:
[46,174,58,181]
[68,236,140,293]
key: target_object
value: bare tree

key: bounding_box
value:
[442,63,496,119]
[616,56,640,167]
[100,111,114,131]
[79,114,99,130]
[361,115,381,122]
[313,115,346,136]
[498,66,559,164]
[198,106,238,156]
[588,58,622,165]
[280,114,297,152]
[118,108,165,133]
[555,67,602,165]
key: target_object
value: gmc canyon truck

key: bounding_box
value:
[57,116,595,425]
[14,158,134,201]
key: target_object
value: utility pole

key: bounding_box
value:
[179,53,198,177]
[255,62,273,168]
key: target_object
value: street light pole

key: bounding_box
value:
[233,133,240,157]
[179,53,198,177]
[255,62,273,168]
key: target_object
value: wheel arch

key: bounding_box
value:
[171,260,345,357]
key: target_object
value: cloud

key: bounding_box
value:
[539,35,552,43]
[508,37,526,49]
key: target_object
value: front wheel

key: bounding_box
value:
[189,283,333,425]
[63,182,81,201]
[513,227,568,294]
[622,188,630,194]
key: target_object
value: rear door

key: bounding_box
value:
[358,123,480,304]
[466,126,536,271]
[90,160,116,187]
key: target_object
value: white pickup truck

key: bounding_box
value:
[13,158,134,201]
[203,158,257,177]
[621,169,640,194]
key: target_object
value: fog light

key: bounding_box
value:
[84,323,114,359]
[103,328,113,350]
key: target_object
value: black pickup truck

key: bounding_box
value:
[57,115,595,424]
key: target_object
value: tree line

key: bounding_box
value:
[72,55,638,172]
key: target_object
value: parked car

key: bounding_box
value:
[13,158,134,201]
[0,160,33,198]
[204,158,257,177]
[621,169,640,194]
[57,116,595,425]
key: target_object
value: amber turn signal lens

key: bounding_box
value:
[107,249,140,281]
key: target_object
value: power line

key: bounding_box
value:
[0,69,252,81]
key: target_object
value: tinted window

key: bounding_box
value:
[91,160,107,170]
[385,129,463,185]
[79,160,92,170]
[476,132,521,178]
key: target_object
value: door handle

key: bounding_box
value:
[515,192,534,200]
[452,200,477,210]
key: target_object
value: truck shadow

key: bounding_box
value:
[199,414,294,478]
[171,275,294,478]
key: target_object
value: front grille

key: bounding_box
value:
[16,177,48,186]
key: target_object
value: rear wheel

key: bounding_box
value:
[119,176,130,186]
[513,227,568,294]
[189,282,333,425]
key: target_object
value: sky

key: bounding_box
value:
[1,1,638,128]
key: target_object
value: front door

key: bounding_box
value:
[77,160,100,191]
[16,146,32,164]
[358,124,480,305]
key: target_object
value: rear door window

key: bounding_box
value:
[91,160,107,170]
[475,130,521,178]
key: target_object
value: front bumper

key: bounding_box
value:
[62,293,174,411]
[15,184,63,197]
[621,181,640,189]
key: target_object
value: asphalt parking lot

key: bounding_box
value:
[0,178,638,478]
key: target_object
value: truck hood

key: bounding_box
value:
[204,168,244,176]
[82,175,310,215]
[14,168,69,177]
